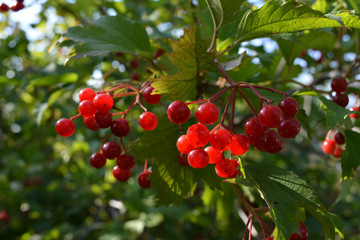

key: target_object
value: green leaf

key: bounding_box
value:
[220,51,247,71]
[152,25,218,101]
[237,164,335,239]
[62,16,150,62]
[30,73,78,86]
[330,178,353,208]
[296,109,312,139]
[341,130,360,178]
[319,96,352,130]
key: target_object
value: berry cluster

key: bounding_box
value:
[0,0,24,12]
[289,220,308,240]
[168,93,301,178]
[331,77,349,107]
[321,130,345,158]
[55,83,162,188]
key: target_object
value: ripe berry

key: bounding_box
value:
[138,171,151,188]
[129,59,140,69]
[89,152,106,168]
[0,4,10,12]
[333,146,343,158]
[116,154,135,170]
[258,104,284,128]
[102,142,121,159]
[84,117,100,131]
[321,139,336,154]
[204,146,222,164]
[263,129,284,153]
[78,99,96,117]
[11,2,24,11]
[215,159,236,178]
[131,72,140,81]
[111,118,130,137]
[277,118,301,138]
[0,210,10,224]
[139,112,158,130]
[331,77,347,93]
[278,97,299,117]
[177,152,189,166]
[167,100,190,124]
[349,106,360,119]
[298,220,308,240]
[228,160,241,178]
[79,88,96,102]
[113,165,131,182]
[143,86,161,104]
[153,48,166,59]
[187,148,209,168]
[244,117,267,140]
[94,111,113,128]
[210,128,232,151]
[289,233,302,240]
[187,124,210,147]
[332,93,349,107]
[55,118,75,137]
[93,93,113,113]
[229,134,250,155]
[196,102,219,125]
[177,135,196,154]
[335,132,345,145]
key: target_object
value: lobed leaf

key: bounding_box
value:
[341,130,360,178]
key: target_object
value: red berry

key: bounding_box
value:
[215,159,236,178]
[263,129,284,154]
[11,2,24,11]
[204,146,222,164]
[244,117,267,140]
[138,171,151,188]
[84,117,100,131]
[333,146,343,158]
[298,220,308,240]
[93,93,113,113]
[143,86,161,104]
[350,107,360,119]
[335,132,345,145]
[78,99,96,117]
[187,148,209,168]
[131,72,140,81]
[139,112,158,130]
[277,118,301,138]
[196,102,219,125]
[0,3,10,12]
[177,152,189,166]
[321,139,336,154]
[289,233,302,240]
[210,128,232,151]
[94,111,113,128]
[153,48,166,59]
[177,135,196,154]
[79,88,96,102]
[102,141,121,159]
[89,152,106,168]
[167,100,190,124]
[229,134,250,155]
[129,59,140,69]
[278,97,299,117]
[331,77,347,93]
[113,165,131,182]
[187,124,210,147]
[228,160,241,178]
[332,93,349,107]
[55,118,75,137]
[0,210,10,224]
[116,154,135,170]
[259,105,284,128]
[111,118,130,137]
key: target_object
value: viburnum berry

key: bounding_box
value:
[335,132,345,145]
[11,1,24,11]
[167,100,190,124]
[0,3,10,12]
[277,118,301,138]
[229,134,250,155]
[143,86,161,104]
[84,117,100,131]
[289,233,302,240]
[349,106,360,119]
[321,139,336,154]
[89,152,106,168]
[187,123,210,147]
[55,118,75,137]
[332,93,349,107]
[78,99,96,117]
[138,171,151,188]
[204,146,222,164]
[210,128,232,151]
[93,93,113,113]
[258,104,284,128]
[79,88,96,102]
[278,97,299,117]
[244,117,267,140]
[129,59,140,69]
[130,72,140,81]
[177,135,196,154]
[298,220,308,240]
[0,210,10,224]
[263,129,284,153]
[228,160,240,178]
[94,111,113,128]
[187,148,209,168]
[177,152,189,166]
[196,102,219,125]
[331,77,347,93]
[215,159,236,178]
[113,165,131,182]
[139,112,158,130]
[111,118,130,137]
[333,146,343,158]
[116,154,135,170]
[102,141,121,159]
